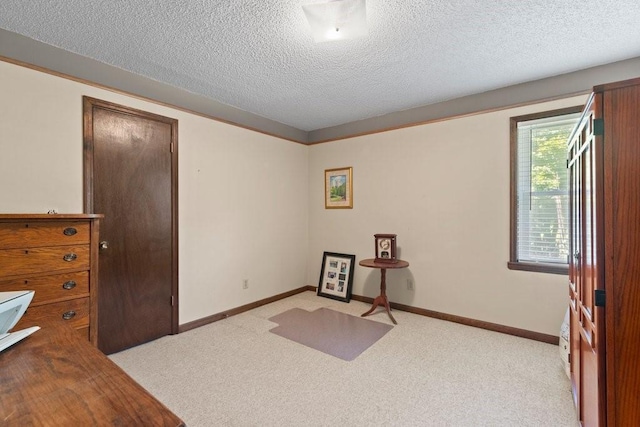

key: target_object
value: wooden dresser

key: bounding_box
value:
[568,77,640,426]
[0,214,102,345]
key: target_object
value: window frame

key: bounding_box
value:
[508,105,583,275]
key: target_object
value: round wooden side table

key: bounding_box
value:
[359,258,409,325]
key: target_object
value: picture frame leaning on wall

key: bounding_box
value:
[317,252,356,302]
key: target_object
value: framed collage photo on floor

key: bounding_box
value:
[317,252,355,303]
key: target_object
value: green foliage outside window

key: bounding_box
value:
[526,123,573,262]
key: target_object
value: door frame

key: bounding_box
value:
[82,96,179,335]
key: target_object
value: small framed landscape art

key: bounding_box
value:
[317,252,356,302]
[325,167,353,209]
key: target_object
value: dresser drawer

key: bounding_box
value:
[0,221,90,249]
[0,245,90,278]
[0,271,89,304]
[17,297,90,331]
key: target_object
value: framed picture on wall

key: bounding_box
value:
[317,252,356,302]
[324,167,353,209]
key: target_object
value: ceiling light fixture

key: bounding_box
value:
[302,0,368,43]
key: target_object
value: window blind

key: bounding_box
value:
[516,113,580,264]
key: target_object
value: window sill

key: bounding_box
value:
[508,261,568,275]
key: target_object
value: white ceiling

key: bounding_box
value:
[1,0,639,133]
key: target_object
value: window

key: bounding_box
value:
[509,106,582,274]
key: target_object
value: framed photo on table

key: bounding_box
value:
[317,252,355,302]
[324,167,353,209]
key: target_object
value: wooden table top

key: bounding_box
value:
[0,321,184,426]
[359,258,409,269]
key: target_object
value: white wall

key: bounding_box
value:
[0,60,309,324]
[1,58,586,336]
[307,95,588,336]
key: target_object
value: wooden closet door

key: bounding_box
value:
[568,125,582,411]
[569,119,583,413]
[569,96,606,426]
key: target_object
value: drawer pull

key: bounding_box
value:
[62,280,77,290]
[63,227,78,236]
[62,311,76,320]
[63,253,77,262]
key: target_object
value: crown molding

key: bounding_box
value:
[2,28,639,145]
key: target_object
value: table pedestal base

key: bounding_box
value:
[361,294,397,325]
[360,268,398,325]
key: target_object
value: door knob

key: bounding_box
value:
[99,241,109,250]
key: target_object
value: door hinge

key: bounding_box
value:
[171,295,175,306]
[170,142,174,153]
[568,353,571,363]
[593,118,604,136]
[594,289,605,307]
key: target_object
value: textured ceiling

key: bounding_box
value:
[1,1,639,132]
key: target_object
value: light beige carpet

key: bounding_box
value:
[110,291,578,426]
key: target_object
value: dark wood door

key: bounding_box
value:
[568,95,605,426]
[83,97,178,354]
[568,119,582,412]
